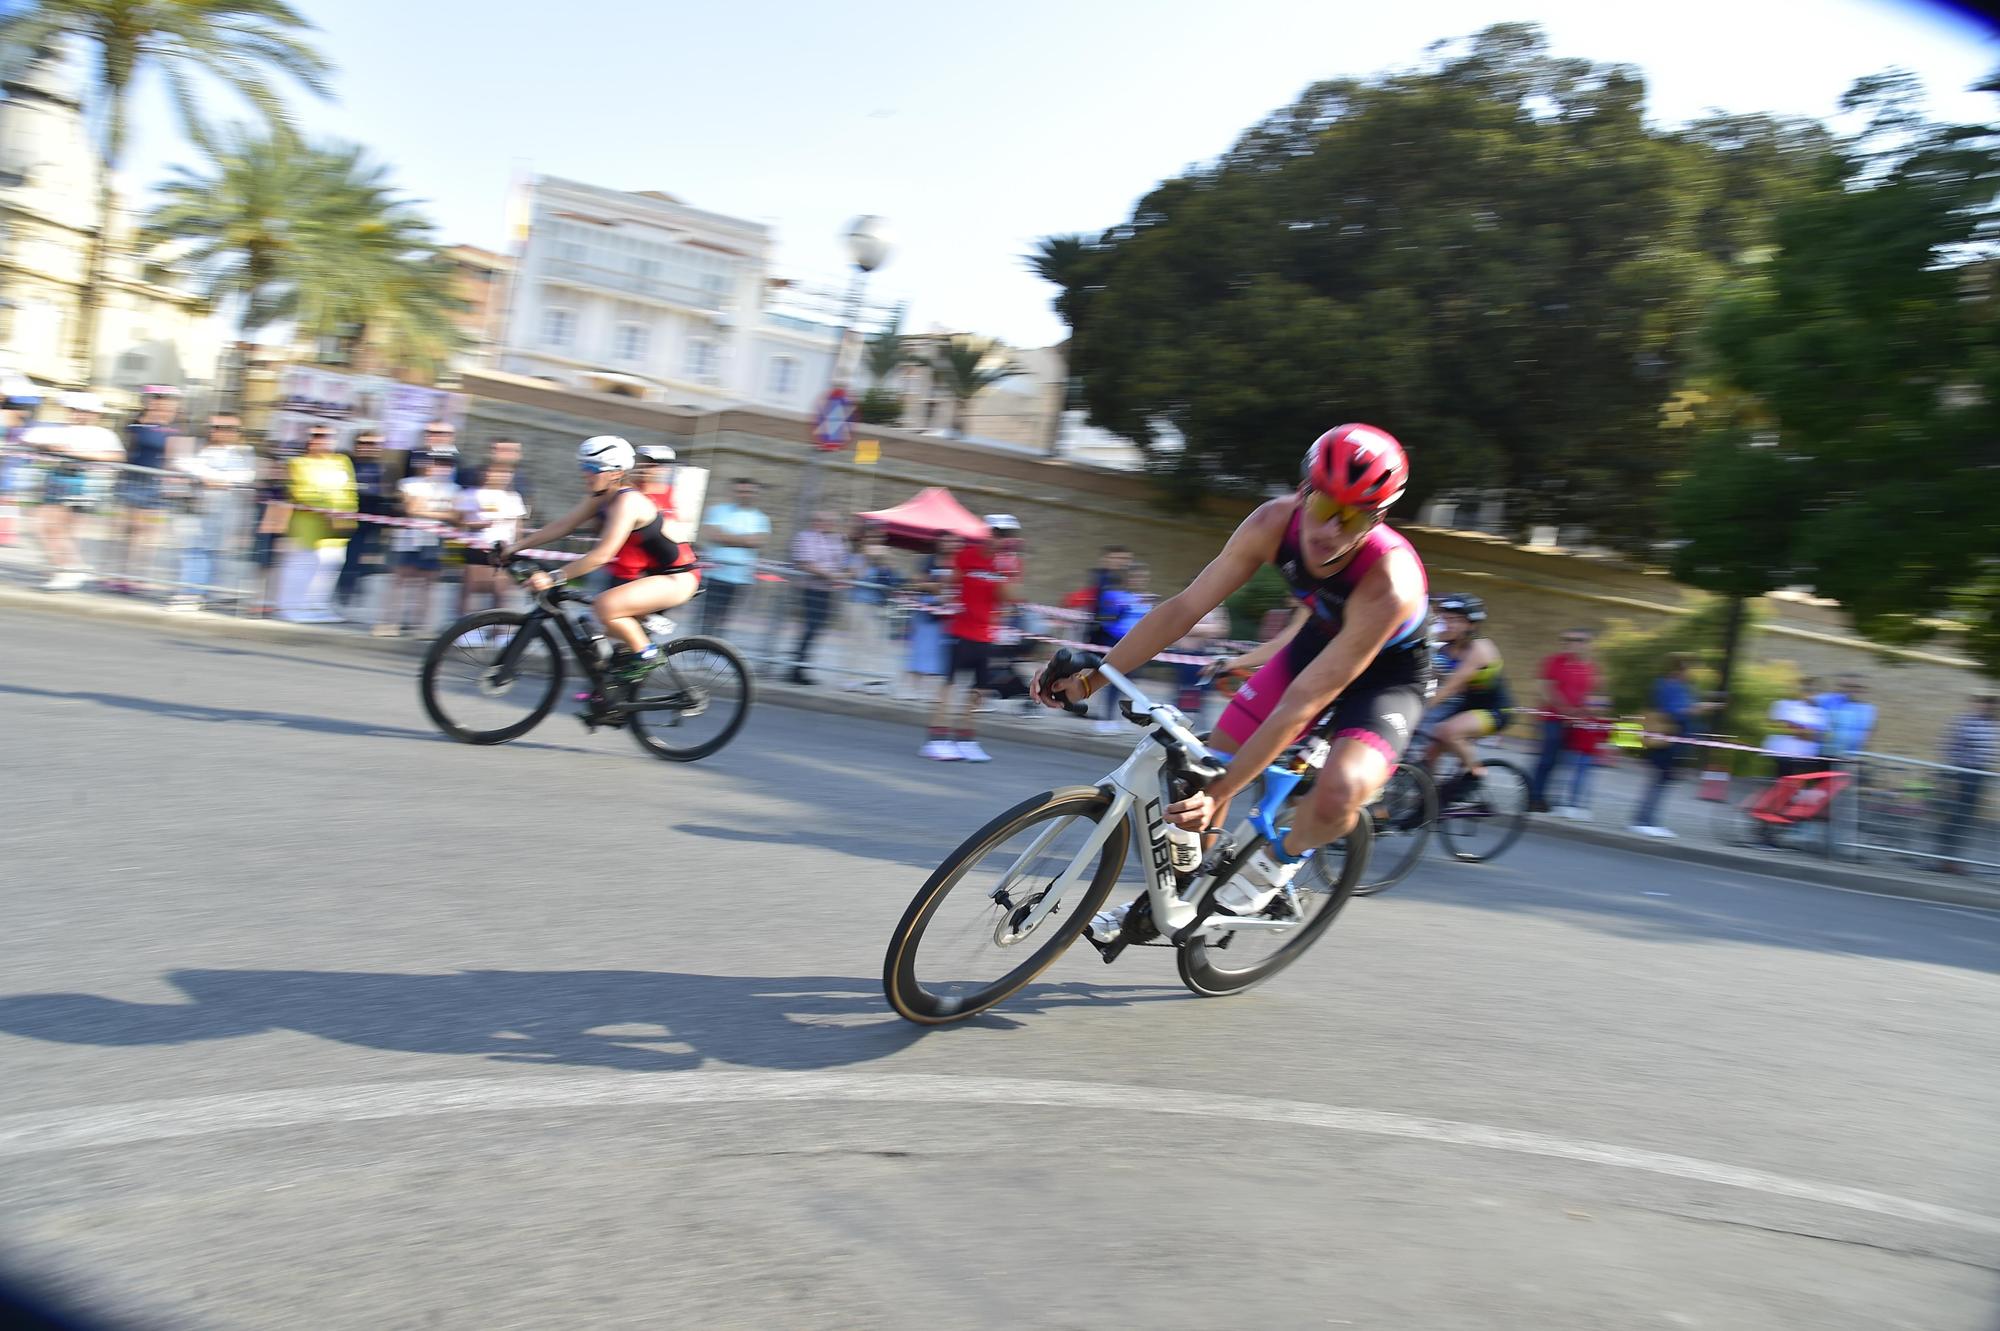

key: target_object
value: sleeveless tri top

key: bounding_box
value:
[605,489,697,582]
[1274,508,1432,686]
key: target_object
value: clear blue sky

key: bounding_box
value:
[113,0,1999,348]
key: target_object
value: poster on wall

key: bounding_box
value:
[269,366,464,453]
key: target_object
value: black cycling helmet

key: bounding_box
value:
[1436,593,1487,623]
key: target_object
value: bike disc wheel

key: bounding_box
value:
[419,611,564,744]
[884,786,1131,1025]
[1176,812,1372,997]
[626,635,755,762]
[1440,758,1532,862]
[1352,762,1437,896]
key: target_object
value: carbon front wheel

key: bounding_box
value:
[884,786,1131,1025]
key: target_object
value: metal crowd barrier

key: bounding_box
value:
[1833,751,1998,876]
[0,447,266,608]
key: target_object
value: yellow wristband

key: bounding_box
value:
[1071,668,1105,700]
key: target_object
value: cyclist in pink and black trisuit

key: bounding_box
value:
[1035,423,1431,912]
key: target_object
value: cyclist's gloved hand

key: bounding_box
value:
[488,544,513,568]
[1033,648,1102,714]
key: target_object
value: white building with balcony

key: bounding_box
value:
[0,40,223,394]
[498,176,889,415]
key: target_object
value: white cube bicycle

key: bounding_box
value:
[883,649,1373,1024]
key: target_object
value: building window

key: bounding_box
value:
[542,306,574,349]
[685,337,718,381]
[766,356,797,402]
[614,322,648,363]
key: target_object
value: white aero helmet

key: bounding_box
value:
[577,435,636,472]
[638,443,677,465]
[984,513,1021,535]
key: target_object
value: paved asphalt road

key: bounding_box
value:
[1,605,1997,1331]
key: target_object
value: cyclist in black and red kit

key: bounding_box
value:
[495,436,698,683]
[1036,424,1431,919]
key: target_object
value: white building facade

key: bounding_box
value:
[0,42,223,395]
[498,176,888,415]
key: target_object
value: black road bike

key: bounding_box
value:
[419,557,752,762]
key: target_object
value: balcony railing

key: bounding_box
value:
[542,257,733,313]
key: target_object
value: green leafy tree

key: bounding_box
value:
[931,335,1024,436]
[1053,25,1749,534]
[0,0,331,376]
[142,126,464,382]
[1689,72,2000,676]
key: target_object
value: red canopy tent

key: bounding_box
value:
[858,487,990,549]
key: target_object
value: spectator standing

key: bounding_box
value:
[1813,675,1878,761]
[1551,694,1612,819]
[168,414,256,611]
[333,430,392,609]
[697,476,769,636]
[1087,545,1133,649]
[1762,680,1829,779]
[1091,563,1154,733]
[109,387,186,593]
[247,437,297,616]
[376,446,458,637]
[921,515,1023,762]
[1084,544,1134,730]
[1530,628,1599,813]
[1629,653,1715,837]
[1935,692,1998,873]
[842,522,904,691]
[901,531,962,700]
[453,456,527,616]
[787,509,848,685]
[276,424,358,623]
[458,438,535,517]
[23,392,124,591]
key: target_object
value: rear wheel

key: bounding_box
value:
[1439,758,1532,863]
[884,786,1130,1025]
[1353,762,1437,896]
[419,611,564,744]
[1176,812,1372,997]
[625,635,754,762]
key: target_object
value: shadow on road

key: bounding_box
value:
[0,969,1189,1071]
[163,636,417,681]
[0,682,593,755]
[1392,857,2000,977]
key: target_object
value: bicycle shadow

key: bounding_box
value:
[0,969,1190,1072]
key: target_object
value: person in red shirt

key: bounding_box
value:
[921,515,1023,763]
[1530,627,1600,813]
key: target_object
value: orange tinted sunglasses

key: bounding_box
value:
[1303,489,1377,535]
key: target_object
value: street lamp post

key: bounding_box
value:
[791,215,891,529]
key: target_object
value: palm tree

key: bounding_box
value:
[142,126,464,388]
[0,1,331,377]
[863,304,921,388]
[932,335,1024,437]
[1025,233,1095,332]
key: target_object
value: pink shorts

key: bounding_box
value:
[1214,652,1428,767]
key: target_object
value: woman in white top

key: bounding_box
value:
[24,392,124,591]
[454,457,527,616]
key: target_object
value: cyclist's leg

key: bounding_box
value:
[1281,685,1426,854]
[1435,707,1496,778]
[596,572,697,653]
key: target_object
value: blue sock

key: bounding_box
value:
[1270,835,1314,864]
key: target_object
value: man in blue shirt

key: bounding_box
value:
[1628,653,1715,837]
[1813,675,1877,760]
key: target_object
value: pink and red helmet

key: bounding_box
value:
[1302,423,1409,514]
